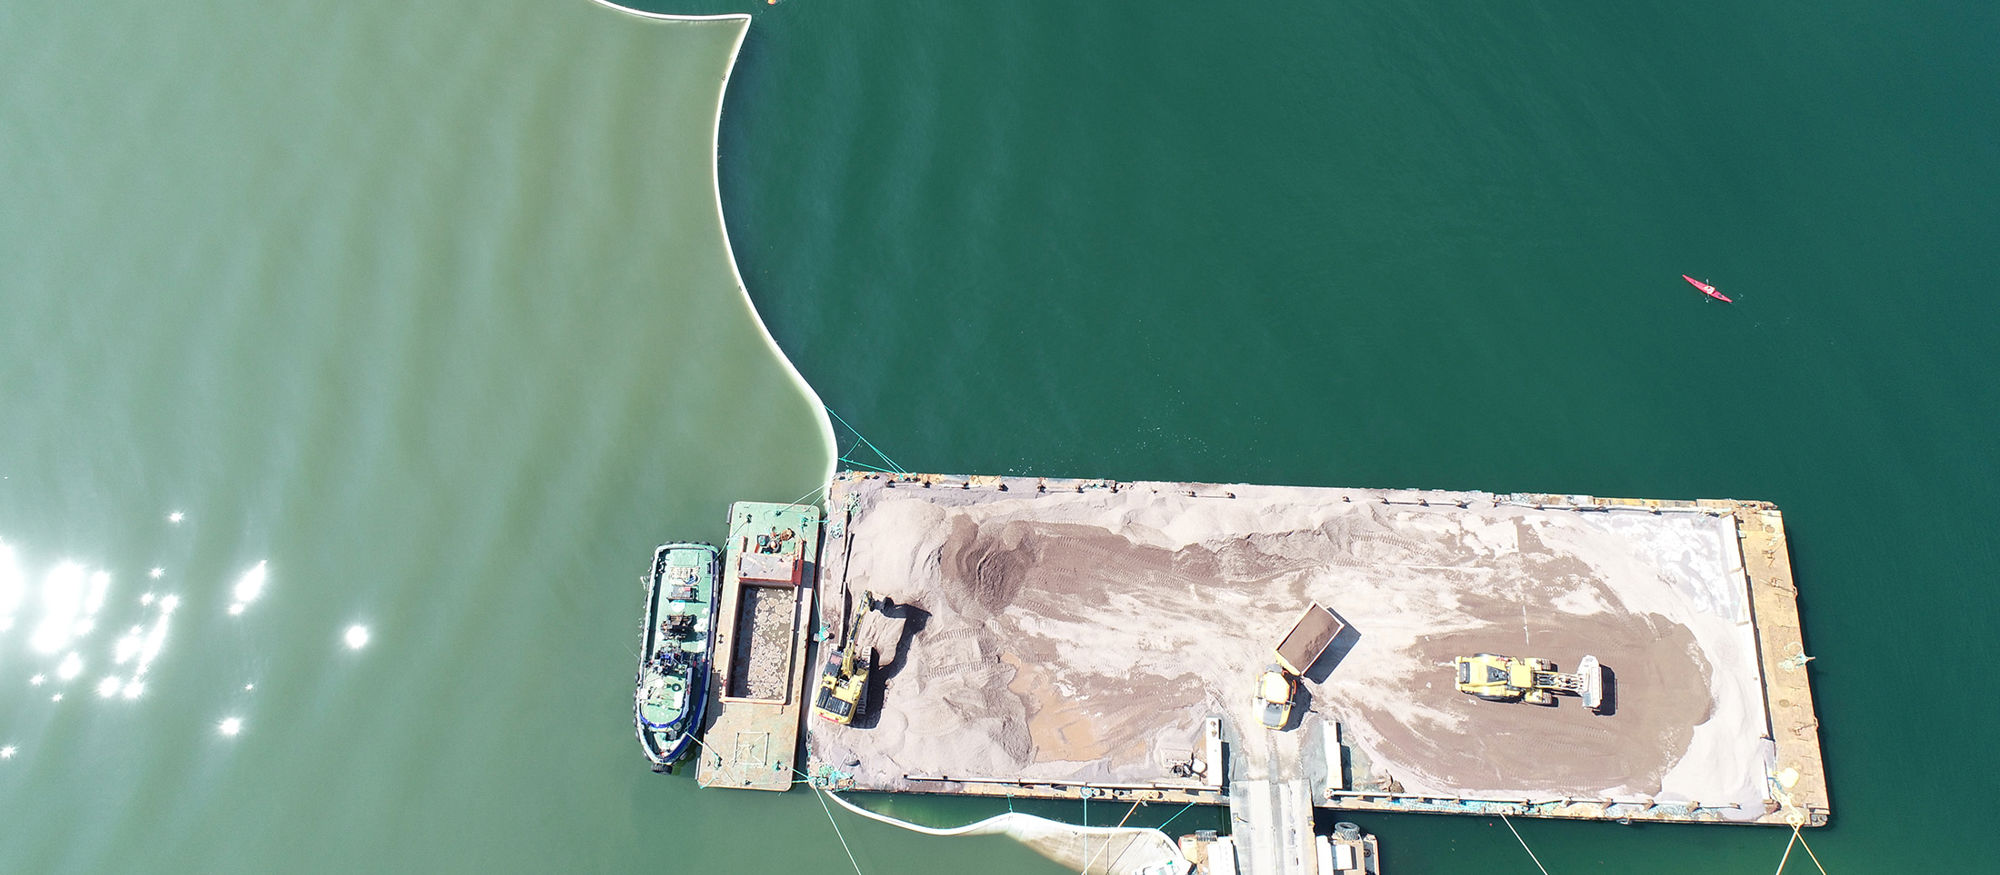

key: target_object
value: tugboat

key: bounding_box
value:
[636,542,720,772]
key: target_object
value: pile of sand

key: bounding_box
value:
[808,478,1771,817]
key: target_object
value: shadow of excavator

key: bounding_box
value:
[850,597,930,730]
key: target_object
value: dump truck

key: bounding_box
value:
[1454,653,1605,712]
[812,589,879,724]
[1256,664,1297,730]
[1252,604,1343,732]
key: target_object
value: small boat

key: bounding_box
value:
[636,541,720,772]
[1683,274,1732,303]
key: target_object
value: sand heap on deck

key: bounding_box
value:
[808,474,1774,818]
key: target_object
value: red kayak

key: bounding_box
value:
[1683,274,1732,303]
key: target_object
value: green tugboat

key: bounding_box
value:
[636,542,719,772]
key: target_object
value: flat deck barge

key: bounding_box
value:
[802,471,1829,830]
[694,501,822,791]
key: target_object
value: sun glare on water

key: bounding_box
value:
[227,561,268,615]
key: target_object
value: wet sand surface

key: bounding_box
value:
[809,476,1773,817]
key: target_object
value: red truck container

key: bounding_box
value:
[1274,603,1343,676]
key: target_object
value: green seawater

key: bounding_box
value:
[3,0,1995,872]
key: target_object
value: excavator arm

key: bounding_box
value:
[812,589,880,724]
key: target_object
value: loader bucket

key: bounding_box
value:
[1577,655,1604,712]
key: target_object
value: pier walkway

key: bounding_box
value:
[1227,726,1319,873]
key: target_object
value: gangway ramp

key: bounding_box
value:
[1226,718,1320,874]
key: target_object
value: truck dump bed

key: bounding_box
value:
[1275,603,1343,675]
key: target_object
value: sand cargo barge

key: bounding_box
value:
[803,471,1828,831]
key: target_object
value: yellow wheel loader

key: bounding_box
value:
[1454,653,1604,712]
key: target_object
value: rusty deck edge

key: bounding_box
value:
[830,779,1229,806]
[1735,504,1832,827]
[830,470,1784,512]
[817,779,1803,826]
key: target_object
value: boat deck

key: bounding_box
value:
[694,501,822,791]
[638,544,717,765]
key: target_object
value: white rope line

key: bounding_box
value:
[1797,828,1829,875]
[1081,792,1088,869]
[1773,824,1799,874]
[1499,813,1551,875]
[680,727,811,789]
[679,724,727,789]
[584,0,838,486]
[1774,822,1829,875]
[824,789,1022,836]
[1774,821,1831,875]
[1079,801,1142,873]
[815,787,866,875]
[583,1,748,22]
[822,788,1180,841]
[776,479,830,512]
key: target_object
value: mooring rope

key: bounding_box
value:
[679,710,861,875]
[814,786,867,875]
[1080,791,1089,873]
[1774,822,1830,875]
[680,727,813,790]
[679,723,715,789]
[1773,826,1798,874]
[776,479,830,512]
[825,407,906,473]
[1796,828,1829,875]
[1153,800,1198,833]
[823,787,1186,874]
[1499,813,1551,875]
[1079,801,1143,874]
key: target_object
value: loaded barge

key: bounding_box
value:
[693,500,822,790]
[680,472,1828,871]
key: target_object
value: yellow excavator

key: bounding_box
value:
[1454,653,1605,713]
[812,589,880,725]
